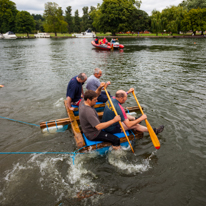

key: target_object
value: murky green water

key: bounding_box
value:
[0,37,206,206]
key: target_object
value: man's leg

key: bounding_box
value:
[92,131,120,147]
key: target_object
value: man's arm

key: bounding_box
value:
[81,86,85,96]
[95,82,105,97]
[67,96,75,111]
[95,115,121,130]
[102,81,111,90]
[123,114,147,128]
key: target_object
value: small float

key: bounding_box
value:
[40,101,143,155]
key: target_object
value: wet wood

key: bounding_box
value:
[64,100,85,148]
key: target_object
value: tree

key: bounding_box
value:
[15,11,35,37]
[0,0,18,33]
[180,0,206,11]
[81,6,89,31]
[129,9,150,32]
[43,2,68,36]
[97,0,137,35]
[150,10,162,36]
[65,6,73,33]
[182,8,206,35]
[161,6,186,35]
[88,6,96,31]
[74,9,80,32]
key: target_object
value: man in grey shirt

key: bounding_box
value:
[86,68,111,102]
[79,82,121,149]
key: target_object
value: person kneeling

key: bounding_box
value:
[79,86,121,150]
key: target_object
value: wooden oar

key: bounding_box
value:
[132,91,160,150]
[104,87,134,153]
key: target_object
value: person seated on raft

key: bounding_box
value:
[66,73,87,111]
[79,83,121,150]
[102,37,108,44]
[101,88,164,135]
[86,68,111,103]
[94,37,98,44]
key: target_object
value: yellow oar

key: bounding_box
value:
[132,91,160,150]
[104,87,134,153]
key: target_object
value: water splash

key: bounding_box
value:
[108,149,157,174]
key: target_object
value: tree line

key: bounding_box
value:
[0,0,206,37]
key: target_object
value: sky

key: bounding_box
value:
[13,0,184,16]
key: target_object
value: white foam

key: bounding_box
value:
[53,97,64,107]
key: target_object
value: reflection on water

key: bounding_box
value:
[0,37,206,205]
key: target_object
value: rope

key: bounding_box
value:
[0,146,88,165]
[0,116,39,127]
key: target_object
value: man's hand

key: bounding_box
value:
[113,115,121,123]
[100,82,106,88]
[127,88,134,94]
[69,106,75,111]
[106,81,111,85]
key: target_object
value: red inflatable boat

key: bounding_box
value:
[91,41,111,50]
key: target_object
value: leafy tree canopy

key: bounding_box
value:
[43,2,68,36]
[93,0,138,35]
[0,0,18,33]
[15,11,35,36]
[180,0,206,11]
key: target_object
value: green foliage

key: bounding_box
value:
[129,9,150,32]
[0,0,18,33]
[15,11,35,36]
[74,9,80,32]
[151,10,162,36]
[43,2,68,36]
[182,8,206,34]
[81,6,89,31]
[96,0,137,35]
[65,6,73,33]
[161,6,186,34]
[88,6,96,31]
[180,0,206,11]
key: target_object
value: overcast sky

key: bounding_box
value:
[13,0,183,16]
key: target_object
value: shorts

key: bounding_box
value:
[92,130,120,146]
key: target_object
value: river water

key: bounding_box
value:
[0,37,206,206]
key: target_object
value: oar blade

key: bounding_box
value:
[145,120,160,149]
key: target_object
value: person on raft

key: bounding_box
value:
[101,88,164,135]
[86,68,111,103]
[66,73,87,111]
[79,83,121,150]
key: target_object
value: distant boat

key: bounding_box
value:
[3,31,17,39]
[34,33,50,38]
[72,29,96,38]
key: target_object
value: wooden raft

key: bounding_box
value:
[64,100,143,153]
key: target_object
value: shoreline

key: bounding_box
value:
[16,35,206,39]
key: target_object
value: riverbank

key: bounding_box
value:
[15,32,205,39]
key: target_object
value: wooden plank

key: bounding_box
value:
[64,100,86,148]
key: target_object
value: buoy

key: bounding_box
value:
[0,85,4,88]
[42,125,63,133]
[194,42,196,44]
